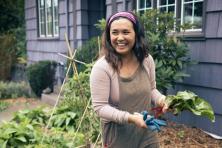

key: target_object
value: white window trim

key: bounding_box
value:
[181,0,203,32]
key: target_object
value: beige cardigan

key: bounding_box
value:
[90,55,164,124]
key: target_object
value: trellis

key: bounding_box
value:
[41,33,102,147]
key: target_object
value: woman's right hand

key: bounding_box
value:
[128,113,147,128]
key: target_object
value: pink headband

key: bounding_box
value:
[108,12,136,26]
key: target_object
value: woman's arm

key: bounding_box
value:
[90,65,129,124]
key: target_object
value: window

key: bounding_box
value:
[137,0,204,32]
[38,0,59,37]
[181,0,203,31]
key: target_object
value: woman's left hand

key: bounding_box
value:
[157,96,168,113]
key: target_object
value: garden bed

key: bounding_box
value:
[158,121,222,148]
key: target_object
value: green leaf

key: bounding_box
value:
[166,91,215,122]
[16,136,27,142]
[4,128,17,135]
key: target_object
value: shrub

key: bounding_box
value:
[139,10,192,94]
[27,61,57,97]
[75,37,100,72]
[0,81,31,99]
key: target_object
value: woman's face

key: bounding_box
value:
[110,18,136,56]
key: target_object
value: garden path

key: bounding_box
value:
[0,98,50,124]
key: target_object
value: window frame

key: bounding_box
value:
[181,0,204,32]
[37,0,59,38]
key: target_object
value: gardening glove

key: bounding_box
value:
[141,111,166,132]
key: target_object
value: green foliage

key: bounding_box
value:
[0,81,31,99]
[49,106,78,131]
[166,91,215,122]
[138,10,192,93]
[0,0,24,33]
[61,64,101,143]
[0,33,17,80]
[0,120,85,147]
[12,27,27,64]
[0,101,10,112]
[0,121,40,147]
[12,107,49,126]
[94,18,106,32]
[27,61,57,97]
[75,38,100,72]
[28,130,85,148]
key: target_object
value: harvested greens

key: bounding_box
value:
[165,91,215,122]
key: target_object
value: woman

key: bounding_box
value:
[90,11,168,148]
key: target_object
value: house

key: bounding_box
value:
[25,0,222,136]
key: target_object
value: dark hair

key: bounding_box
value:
[102,11,149,72]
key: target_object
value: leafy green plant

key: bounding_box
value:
[166,91,215,122]
[49,105,78,131]
[12,107,49,126]
[0,101,10,112]
[27,60,57,97]
[75,38,100,72]
[138,10,192,94]
[28,130,85,148]
[61,64,101,143]
[0,81,31,99]
[0,121,40,147]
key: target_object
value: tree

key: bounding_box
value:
[0,0,24,34]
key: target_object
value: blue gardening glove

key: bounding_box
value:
[141,111,166,132]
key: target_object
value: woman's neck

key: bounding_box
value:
[121,52,137,65]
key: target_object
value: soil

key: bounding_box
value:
[1,98,222,147]
[158,121,222,148]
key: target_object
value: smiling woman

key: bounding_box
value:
[90,11,168,148]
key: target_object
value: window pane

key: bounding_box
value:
[146,0,152,7]
[53,0,59,35]
[193,1,203,29]
[160,0,166,5]
[41,23,45,35]
[160,7,166,13]
[183,3,193,24]
[168,0,175,4]
[168,6,175,13]
[139,0,145,9]
[46,0,52,35]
